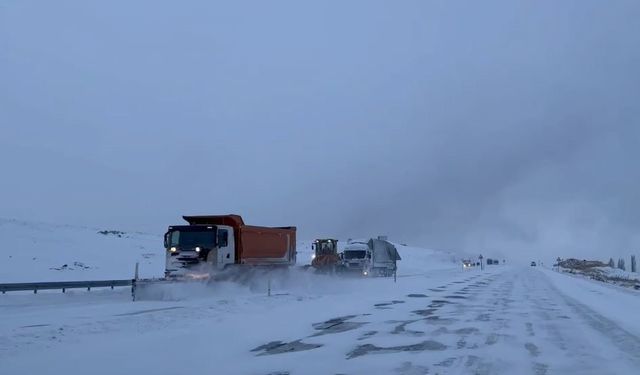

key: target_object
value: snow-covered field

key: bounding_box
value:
[2,220,640,374]
[0,218,162,282]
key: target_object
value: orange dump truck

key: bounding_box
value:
[164,215,296,277]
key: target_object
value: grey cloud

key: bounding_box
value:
[1,0,639,261]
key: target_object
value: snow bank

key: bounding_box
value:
[543,268,640,337]
[596,267,640,282]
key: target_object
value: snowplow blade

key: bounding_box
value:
[132,278,211,301]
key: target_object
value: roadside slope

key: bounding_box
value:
[542,268,640,337]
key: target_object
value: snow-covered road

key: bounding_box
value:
[2,266,639,375]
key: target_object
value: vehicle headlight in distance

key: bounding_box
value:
[195,247,201,253]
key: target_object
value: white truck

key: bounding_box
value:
[341,238,401,276]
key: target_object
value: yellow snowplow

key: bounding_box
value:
[311,239,340,272]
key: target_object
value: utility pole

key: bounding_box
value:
[479,254,484,271]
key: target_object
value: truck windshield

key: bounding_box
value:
[317,243,336,255]
[168,230,216,248]
[344,250,366,259]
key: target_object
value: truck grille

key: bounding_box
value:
[177,257,200,264]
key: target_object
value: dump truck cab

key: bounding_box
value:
[164,223,236,278]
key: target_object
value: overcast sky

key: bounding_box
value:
[1,0,639,261]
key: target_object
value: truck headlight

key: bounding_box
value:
[195,247,201,253]
[170,247,177,253]
[311,253,316,259]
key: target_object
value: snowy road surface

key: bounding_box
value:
[2,266,640,375]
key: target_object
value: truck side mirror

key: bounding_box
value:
[163,233,169,248]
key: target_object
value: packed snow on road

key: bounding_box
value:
[1,220,640,375]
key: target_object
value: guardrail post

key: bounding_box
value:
[132,262,139,302]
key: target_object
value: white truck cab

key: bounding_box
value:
[164,224,236,277]
[342,242,371,274]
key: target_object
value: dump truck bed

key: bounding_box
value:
[240,225,296,265]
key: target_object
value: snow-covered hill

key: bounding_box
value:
[0,218,162,282]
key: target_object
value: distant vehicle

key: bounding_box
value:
[530,261,537,267]
[487,259,494,265]
[462,259,473,268]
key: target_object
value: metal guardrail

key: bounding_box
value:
[1,263,143,299]
[0,279,134,294]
